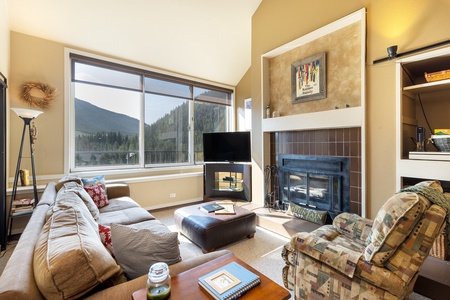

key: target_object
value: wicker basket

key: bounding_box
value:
[432,135,450,152]
[424,70,450,82]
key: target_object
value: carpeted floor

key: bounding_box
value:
[151,206,290,288]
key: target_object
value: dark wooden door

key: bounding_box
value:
[0,72,7,250]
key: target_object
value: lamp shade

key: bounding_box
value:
[11,108,43,119]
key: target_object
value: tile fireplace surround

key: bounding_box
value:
[269,127,362,215]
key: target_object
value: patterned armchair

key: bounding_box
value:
[282,181,448,299]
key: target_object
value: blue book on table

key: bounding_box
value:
[198,261,261,300]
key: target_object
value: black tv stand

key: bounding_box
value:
[203,163,251,202]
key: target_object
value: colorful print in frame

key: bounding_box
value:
[291,52,326,103]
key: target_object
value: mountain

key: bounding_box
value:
[75,98,139,135]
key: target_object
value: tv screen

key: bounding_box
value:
[203,131,251,163]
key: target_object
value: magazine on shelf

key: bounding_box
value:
[198,261,260,300]
[12,198,35,207]
[200,203,224,213]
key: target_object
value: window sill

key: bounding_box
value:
[71,164,204,184]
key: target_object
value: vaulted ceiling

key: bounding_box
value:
[6,0,262,86]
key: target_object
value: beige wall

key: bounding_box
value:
[9,32,65,177]
[235,67,251,131]
[240,0,450,218]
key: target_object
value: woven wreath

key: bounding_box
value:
[19,81,56,109]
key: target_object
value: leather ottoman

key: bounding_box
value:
[174,202,256,253]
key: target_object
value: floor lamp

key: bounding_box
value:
[8,108,42,237]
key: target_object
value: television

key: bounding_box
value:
[203,131,251,163]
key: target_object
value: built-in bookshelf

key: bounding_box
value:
[396,46,450,189]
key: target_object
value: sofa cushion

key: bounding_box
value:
[99,196,141,213]
[111,220,181,280]
[364,192,426,265]
[85,184,109,208]
[56,181,100,221]
[55,174,83,192]
[34,204,125,299]
[333,212,373,242]
[97,207,155,226]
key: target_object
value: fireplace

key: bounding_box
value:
[270,128,362,216]
[278,154,350,218]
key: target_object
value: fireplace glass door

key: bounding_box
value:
[281,171,341,212]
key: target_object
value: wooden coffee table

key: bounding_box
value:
[132,252,291,299]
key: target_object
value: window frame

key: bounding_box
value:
[64,48,235,174]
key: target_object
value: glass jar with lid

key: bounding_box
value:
[146,262,171,300]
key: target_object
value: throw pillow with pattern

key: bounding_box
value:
[98,224,114,255]
[85,184,109,208]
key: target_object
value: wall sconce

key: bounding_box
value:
[387,45,398,59]
[373,39,450,64]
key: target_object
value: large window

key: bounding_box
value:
[69,52,233,172]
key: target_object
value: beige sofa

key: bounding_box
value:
[0,179,230,299]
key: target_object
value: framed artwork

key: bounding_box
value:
[204,269,241,294]
[291,52,326,103]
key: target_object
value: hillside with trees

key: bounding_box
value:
[74,97,227,166]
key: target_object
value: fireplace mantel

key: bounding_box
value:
[262,106,363,132]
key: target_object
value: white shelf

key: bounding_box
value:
[6,185,46,195]
[262,106,363,132]
[398,159,450,182]
[409,151,450,161]
[403,78,450,97]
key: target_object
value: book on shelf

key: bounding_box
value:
[200,203,224,213]
[11,206,34,216]
[214,201,236,215]
[198,261,260,300]
[409,151,450,161]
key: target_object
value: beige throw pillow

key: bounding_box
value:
[364,192,427,265]
[111,220,181,279]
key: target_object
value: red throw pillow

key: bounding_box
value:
[98,224,114,255]
[85,184,109,208]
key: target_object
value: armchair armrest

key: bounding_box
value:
[292,230,362,278]
[333,212,373,243]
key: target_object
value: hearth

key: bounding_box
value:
[277,154,350,218]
